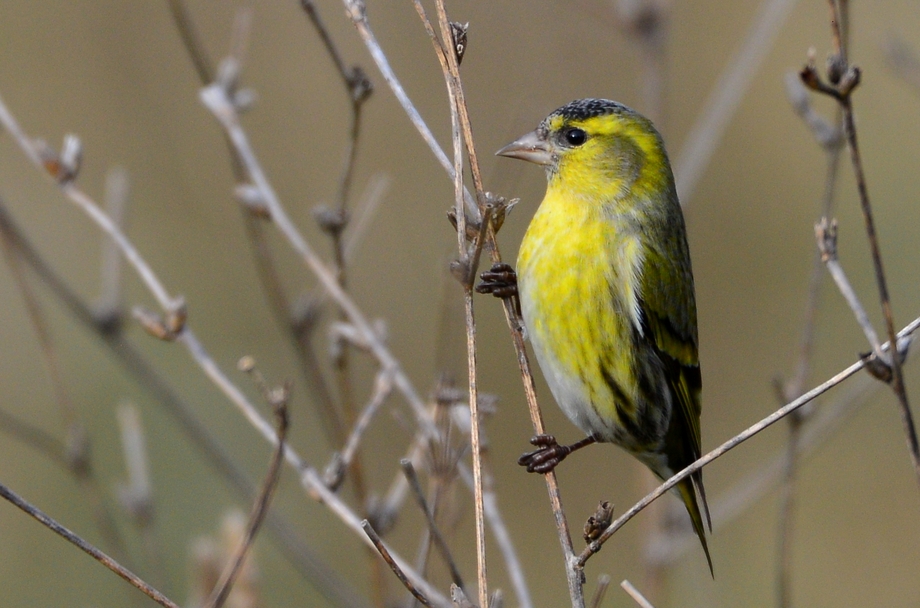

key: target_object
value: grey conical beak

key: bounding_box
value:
[496,129,553,166]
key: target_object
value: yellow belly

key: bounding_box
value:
[517,190,644,439]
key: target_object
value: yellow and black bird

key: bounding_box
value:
[480,98,712,572]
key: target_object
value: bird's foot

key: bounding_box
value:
[518,434,571,473]
[476,263,518,299]
[518,434,599,473]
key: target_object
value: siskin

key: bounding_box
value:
[481,98,712,572]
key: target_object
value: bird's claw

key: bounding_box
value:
[476,263,518,299]
[518,434,571,473]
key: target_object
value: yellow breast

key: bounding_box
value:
[517,187,645,430]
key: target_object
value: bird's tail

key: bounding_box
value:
[675,471,713,577]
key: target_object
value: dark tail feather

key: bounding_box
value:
[676,475,713,577]
[695,469,712,532]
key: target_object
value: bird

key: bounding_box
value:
[478,98,712,573]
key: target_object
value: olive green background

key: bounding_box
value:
[1,1,920,606]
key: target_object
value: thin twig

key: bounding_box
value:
[96,166,129,322]
[620,580,655,608]
[165,0,214,83]
[116,404,168,591]
[0,480,181,608]
[362,520,436,608]
[815,218,883,356]
[325,370,394,489]
[589,575,611,608]
[402,459,466,590]
[576,315,920,567]
[675,0,800,204]
[204,399,289,608]
[426,2,489,603]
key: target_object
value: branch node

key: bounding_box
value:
[35,135,83,184]
[234,183,271,218]
[347,65,373,104]
[165,296,188,335]
[313,205,349,236]
[133,306,176,342]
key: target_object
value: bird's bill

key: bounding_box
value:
[495,130,553,166]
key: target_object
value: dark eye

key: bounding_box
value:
[563,127,587,146]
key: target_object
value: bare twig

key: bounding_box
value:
[164,0,214,83]
[775,62,846,608]
[95,166,129,323]
[815,218,883,356]
[204,390,289,608]
[620,580,654,608]
[425,1,489,603]
[577,314,920,567]
[0,480,180,608]
[402,459,466,590]
[324,370,394,489]
[116,404,168,590]
[589,575,611,608]
[362,520,437,608]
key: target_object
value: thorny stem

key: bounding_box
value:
[0,481,180,608]
[576,315,920,568]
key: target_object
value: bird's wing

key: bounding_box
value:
[637,240,702,452]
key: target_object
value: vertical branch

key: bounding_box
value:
[410,0,581,603]
[426,5,488,602]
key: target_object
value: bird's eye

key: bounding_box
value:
[563,128,587,146]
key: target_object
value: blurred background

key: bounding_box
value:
[1,1,920,606]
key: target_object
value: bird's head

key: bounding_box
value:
[497,98,672,202]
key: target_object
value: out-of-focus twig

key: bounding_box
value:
[402,459,465,590]
[883,35,920,97]
[204,374,289,608]
[620,580,654,608]
[675,0,800,205]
